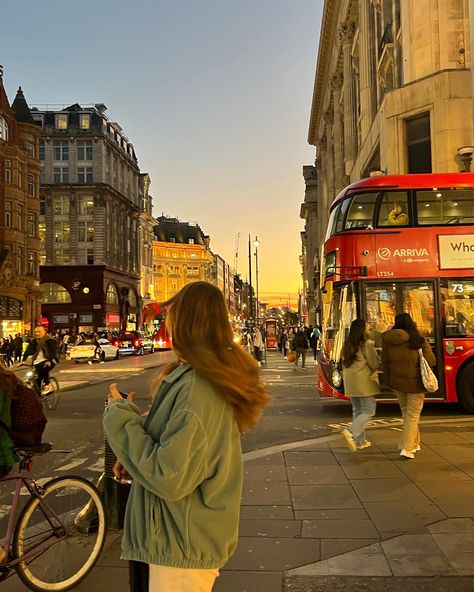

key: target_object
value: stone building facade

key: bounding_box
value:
[0,72,42,337]
[138,173,156,304]
[31,103,145,333]
[152,217,214,302]
[302,0,473,320]
[300,165,319,325]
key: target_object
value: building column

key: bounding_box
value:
[340,21,357,175]
[93,193,106,265]
[359,0,377,140]
[331,73,344,196]
[316,142,327,244]
[324,110,335,230]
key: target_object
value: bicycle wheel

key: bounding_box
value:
[43,378,60,411]
[13,476,106,592]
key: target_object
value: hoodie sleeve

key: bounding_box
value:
[363,341,380,371]
[421,339,436,367]
[103,400,207,502]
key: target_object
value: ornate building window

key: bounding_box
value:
[106,283,119,304]
[53,140,69,160]
[79,114,90,129]
[78,167,93,183]
[41,283,72,303]
[27,213,36,237]
[4,159,11,184]
[0,115,8,141]
[55,114,68,129]
[27,174,35,197]
[77,140,93,161]
[4,201,11,228]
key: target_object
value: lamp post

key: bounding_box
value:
[253,237,260,326]
[248,235,253,327]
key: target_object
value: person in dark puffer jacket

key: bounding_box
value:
[382,313,436,460]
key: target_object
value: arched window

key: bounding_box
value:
[128,289,138,308]
[0,116,9,141]
[106,283,119,304]
[40,282,71,303]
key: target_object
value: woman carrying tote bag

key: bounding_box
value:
[382,313,436,460]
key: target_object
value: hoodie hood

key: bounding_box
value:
[382,329,410,345]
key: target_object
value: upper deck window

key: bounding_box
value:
[377,191,410,226]
[416,189,474,225]
[344,193,378,230]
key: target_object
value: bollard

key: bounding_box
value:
[103,435,131,530]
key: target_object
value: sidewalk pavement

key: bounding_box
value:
[8,418,474,591]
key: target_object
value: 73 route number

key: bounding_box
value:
[377,271,394,277]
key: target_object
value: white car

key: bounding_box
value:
[68,338,119,363]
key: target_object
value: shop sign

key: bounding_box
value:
[53,315,69,324]
[0,296,22,320]
[79,314,93,323]
[439,235,474,269]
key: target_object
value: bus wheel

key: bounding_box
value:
[458,363,474,414]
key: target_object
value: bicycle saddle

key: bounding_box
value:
[13,442,53,456]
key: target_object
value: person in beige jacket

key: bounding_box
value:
[340,319,380,452]
[382,313,436,460]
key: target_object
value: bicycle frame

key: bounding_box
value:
[0,461,69,575]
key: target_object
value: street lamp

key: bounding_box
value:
[248,235,253,327]
[253,237,260,325]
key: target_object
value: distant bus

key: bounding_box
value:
[318,173,474,412]
[142,302,172,350]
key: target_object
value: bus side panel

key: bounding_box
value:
[443,339,474,403]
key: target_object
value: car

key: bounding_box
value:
[113,331,155,356]
[68,338,119,363]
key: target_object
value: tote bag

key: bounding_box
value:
[418,349,438,393]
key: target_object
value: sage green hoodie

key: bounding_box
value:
[103,364,243,569]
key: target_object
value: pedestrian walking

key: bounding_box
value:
[253,327,263,364]
[103,281,270,591]
[13,334,23,363]
[292,327,309,370]
[310,325,321,361]
[280,328,289,358]
[382,313,436,459]
[340,319,380,452]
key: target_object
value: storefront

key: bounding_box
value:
[0,296,23,337]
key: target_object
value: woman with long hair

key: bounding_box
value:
[382,313,436,459]
[104,282,270,591]
[340,319,380,452]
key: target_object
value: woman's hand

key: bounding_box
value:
[113,461,133,482]
[107,383,136,406]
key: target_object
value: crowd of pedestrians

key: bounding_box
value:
[277,324,321,370]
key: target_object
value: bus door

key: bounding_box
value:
[363,281,443,400]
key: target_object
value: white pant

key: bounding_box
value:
[149,564,219,591]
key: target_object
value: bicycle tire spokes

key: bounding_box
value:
[14,477,106,591]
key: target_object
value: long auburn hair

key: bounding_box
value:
[155,282,270,433]
[341,319,367,368]
[392,313,424,349]
[0,363,21,399]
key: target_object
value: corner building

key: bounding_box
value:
[302,0,473,320]
[32,103,145,334]
[0,73,42,337]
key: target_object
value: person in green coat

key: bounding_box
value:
[0,365,22,477]
[104,282,270,591]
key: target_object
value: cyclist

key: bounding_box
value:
[23,325,58,393]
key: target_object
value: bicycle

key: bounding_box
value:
[21,364,60,411]
[0,443,107,591]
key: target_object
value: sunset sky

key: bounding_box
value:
[2,0,323,306]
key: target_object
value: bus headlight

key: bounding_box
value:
[332,368,342,388]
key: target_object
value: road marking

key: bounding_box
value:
[54,458,88,472]
[60,368,145,374]
[20,478,50,496]
[88,458,105,472]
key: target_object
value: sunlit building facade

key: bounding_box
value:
[0,72,42,337]
[152,217,214,302]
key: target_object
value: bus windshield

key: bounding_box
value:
[321,283,356,363]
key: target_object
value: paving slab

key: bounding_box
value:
[245,453,285,466]
[397,461,472,482]
[294,508,369,521]
[240,505,294,519]
[363,500,446,533]
[301,519,379,539]
[225,537,320,571]
[284,451,338,466]
[416,481,474,505]
[215,570,282,592]
[430,533,474,575]
[241,480,291,505]
[428,518,474,533]
[430,444,474,462]
[287,542,392,577]
[320,538,379,560]
[436,503,474,518]
[418,432,472,445]
[381,534,456,576]
[239,519,302,538]
[351,478,431,503]
[287,465,348,485]
[291,484,363,510]
[244,464,288,481]
[340,460,405,480]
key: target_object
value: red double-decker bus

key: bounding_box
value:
[318,173,474,412]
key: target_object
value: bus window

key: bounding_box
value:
[344,193,377,230]
[365,284,397,347]
[402,283,435,342]
[377,191,410,227]
[321,283,356,363]
[325,205,340,240]
[441,279,474,337]
[416,189,474,225]
[334,197,351,234]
